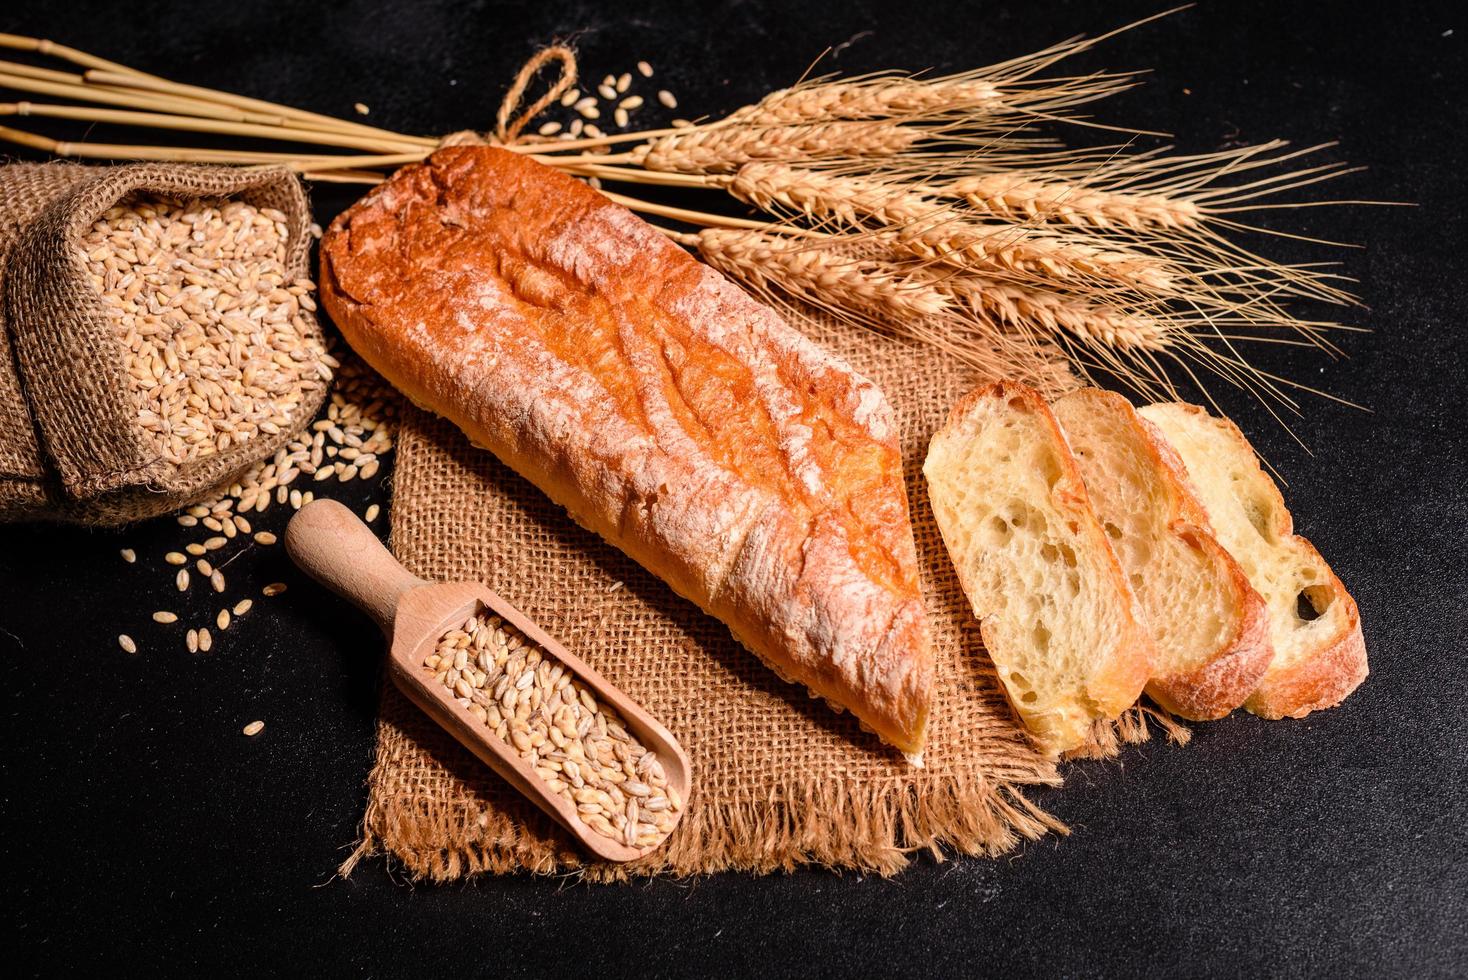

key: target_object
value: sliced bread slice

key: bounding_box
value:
[1138,402,1367,718]
[1052,388,1273,720]
[924,380,1153,752]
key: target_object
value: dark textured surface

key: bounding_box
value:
[1,1,1464,976]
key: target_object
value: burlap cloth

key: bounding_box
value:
[353,305,1185,881]
[0,162,325,525]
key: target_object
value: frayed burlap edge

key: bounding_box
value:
[345,756,1067,882]
[341,697,1186,882]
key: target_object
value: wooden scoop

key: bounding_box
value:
[284,498,692,863]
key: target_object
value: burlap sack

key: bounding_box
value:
[0,162,325,525]
[351,304,1186,881]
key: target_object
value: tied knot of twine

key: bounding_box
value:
[440,45,578,149]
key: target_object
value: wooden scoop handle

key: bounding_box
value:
[284,499,427,635]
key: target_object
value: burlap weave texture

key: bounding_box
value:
[358,304,1178,880]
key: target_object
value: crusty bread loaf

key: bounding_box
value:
[1053,389,1272,720]
[320,145,934,754]
[924,381,1152,752]
[1138,402,1367,718]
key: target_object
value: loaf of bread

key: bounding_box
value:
[320,145,934,755]
[1138,403,1367,718]
[1053,388,1272,720]
[924,381,1152,752]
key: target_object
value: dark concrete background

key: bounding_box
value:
[1,1,1464,976]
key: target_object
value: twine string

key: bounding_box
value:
[439,45,577,149]
[495,45,577,145]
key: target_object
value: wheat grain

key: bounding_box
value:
[118,634,137,653]
[427,611,682,849]
[242,720,265,736]
[82,196,329,468]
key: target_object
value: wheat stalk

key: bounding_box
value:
[0,11,1371,416]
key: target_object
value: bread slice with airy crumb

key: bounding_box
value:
[1138,402,1367,718]
[924,380,1153,752]
[1053,388,1273,720]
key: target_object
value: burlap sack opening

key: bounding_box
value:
[351,301,1188,882]
[0,162,326,525]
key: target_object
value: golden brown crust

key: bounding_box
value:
[1143,402,1367,719]
[1115,401,1274,720]
[1145,527,1273,720]
[1243,539,1368,719]
[320,145,933,753]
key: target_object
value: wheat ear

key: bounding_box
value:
[730,72,1137,126]
[932,274,1174,352]
[678,227,1078,395]
[684,227,951,320]
[724,163,1182,293]
[635,121,923,174]
[947,173,1204,232]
